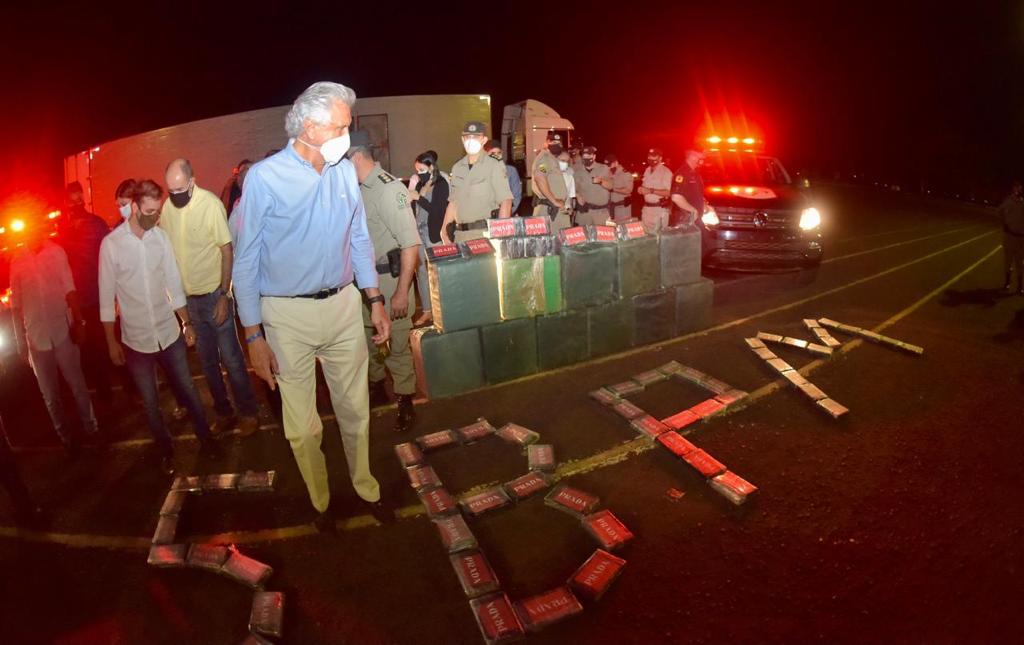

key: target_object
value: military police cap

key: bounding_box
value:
[349,129,372,148]
[582,145,597,154]
[648,147,664,157]
[604,154,618,164]
[462,121,487,135]
[546,131,563,143]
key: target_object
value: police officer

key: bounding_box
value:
[440,121,513,243]
[574,146,612,227]
[638,147,673,234]
[531,132,571,229]
[670,148,706,227]
[999,180,1024,294]
[605,154,634,222]
[348,132,422,431]
[569,146,584,173]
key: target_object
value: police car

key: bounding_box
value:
[697,137,822,271]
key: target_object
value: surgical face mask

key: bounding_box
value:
[118,202,132,219]
[138,211,159,231]
[558,160,569,171]
[168,185,192,209]
[319,132,351,164]
[548,144,563,156]
[463,138,483,155]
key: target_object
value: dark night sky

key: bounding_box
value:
[1,0,1021,212]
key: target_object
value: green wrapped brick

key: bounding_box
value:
[659,225,702,288]
[535,310,588,370]
[560,243,618,310]
[587,298,635,358]
[411,327,484,399]
[675,278,714,335]
[632,290,676,345]
[481,318,539,383]
[542,255,563,314]
[498,257,546,320]
[617,237,661,298]
[428,254,501,333]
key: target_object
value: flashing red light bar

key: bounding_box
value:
[704,135,762,151]
[706,185,777,199]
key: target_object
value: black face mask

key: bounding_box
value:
[168,187,192,209]
[548,144,563,156]
[138,212,159,231]
[647,157,660,166]
[416,171,431,185]
[583,158,595,168]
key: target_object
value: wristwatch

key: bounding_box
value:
[367,295,385,306]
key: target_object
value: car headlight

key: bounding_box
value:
[701,205,720,227]
[799,207,821,231]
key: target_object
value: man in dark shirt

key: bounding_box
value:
[59,182,117,404]
[999,180,1024,294]
[670,149,705,227]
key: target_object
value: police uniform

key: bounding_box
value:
[608,162,635,223]
[670,162,704,227]
[531,148,571,230]
[574,159,612,227]
[449,128,513,243]
[358,163,422,397]
[641,149,673,233]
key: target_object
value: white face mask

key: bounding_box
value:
[118,203,132,219]
[558,160,569,171]
[299,132,351,165]
[463,138,483,155]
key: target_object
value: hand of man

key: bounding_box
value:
[554,198,565,209]
[638,186,649,196]
[213,295,229,326]
[183,324,197,347]
[390,290,409,320]
[248,336,279,390]
[440,228,452,244]
[108,341,125,367]
[370,302,392,346]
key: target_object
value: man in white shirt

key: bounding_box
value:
[9,220,98,452]
[99,179,222,474]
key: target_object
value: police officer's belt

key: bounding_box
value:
[455,220,489,231]
[611,197,632,207]
[576,203,609,213]
[644,198,669,208]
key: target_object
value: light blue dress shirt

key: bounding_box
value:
[506,164,522,213]
[232,142,378,327]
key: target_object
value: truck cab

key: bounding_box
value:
[500,99,575,198]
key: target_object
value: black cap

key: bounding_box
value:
[546,131,563,143]
[349,130,372,148]
[604,154,618,164]
[648,147,664,157]
[463,121,487,135]
[582,145,597,154]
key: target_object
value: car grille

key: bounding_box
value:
[715,207,799,230]
[715,249,806,261]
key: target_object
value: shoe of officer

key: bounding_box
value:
[368,380,389,408]
[395,394,416,432]
[313,507,338,535]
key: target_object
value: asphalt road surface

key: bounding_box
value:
[1,184,1021,645]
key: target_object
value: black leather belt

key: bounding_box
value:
[456,220,488,231]
[293,286,343,300]
[611,197,632,207]
[643,200,668,209]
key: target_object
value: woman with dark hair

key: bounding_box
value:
[408,150,449,326]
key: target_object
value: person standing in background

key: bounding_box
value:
[669,149,706,227]
[574,145,612,227]
[440,121,513,243]
[220,159,253,217]
[484,140,521,214]
[408,150,449,327]
[605,155,635,222]
[639,148,673,233]
[999,180,1024,294]
[531,132,569,225]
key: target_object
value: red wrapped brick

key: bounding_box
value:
[185,543,230,572]
[249,591,285,639]
[434,515,478,553]
[457,418,496,443]
[416,429,459,452]
[682,449,727,478]
[449,550,501,598]
[470,593,524,644]
[545,485,600,518]
[715,389,748,406]
[632,369,667,386]
[657,431,698,457]
[797,382,828,401]
[756,331,784,343]
[656,360,683,376]
[766,358,793,373]
[568,549,627,601]
[407,465,442,491]
[495,423,540,447]
[582,510,634,551]
[700,376,732,395]
[152,514,178,545]
[394,442,425,468]
[513,586,584,632]
[171,475,201,493]
[662,409,699,431]
[147,543,187,568]
[744,337,766,349]
[460,486,512,517]
[782,336,809,349]
[709,471,759,505]
[527,444,556,472]
[503,472,551,501]
[222,549,274,588]
[237,470,277,493]
[630,415,670,438]
[159,490,186,516]
[418,486,458,518]
[201,473,240,492]
[612,400,646,420]
[816,397,849,419]
[607,380,644,397]
[588,387,620,406]
[781,369,808,387]
[674,365,707,385]
[754,347,778,360]
[688,398,726,420]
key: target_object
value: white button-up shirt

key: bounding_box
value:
[99,222,186,353]
[9,241,76,351]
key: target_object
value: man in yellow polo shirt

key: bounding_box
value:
[161,159,260,436]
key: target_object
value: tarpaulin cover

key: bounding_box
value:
[499,257,545,320]
[481,318,538,384]
[631,290,676,346]
[675,277,714,334]
[411,327,484,399]
[587,298,635,357]
[659,225,702,288]
[428,254,501,332]
[535,309,589,370]
[560,243,618,309]
[617,237,661,298]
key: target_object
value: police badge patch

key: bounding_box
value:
[675,175,684,183]
[397,192,408,209]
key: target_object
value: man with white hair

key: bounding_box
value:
[232,81,392,532]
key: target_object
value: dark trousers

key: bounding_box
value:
[0,416,35,516]
[80,304,135,402]
[1003,232,1024,280]
[187,292,259,418]
[124,335,211,454]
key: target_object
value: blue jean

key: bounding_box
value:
[124,335,211,454]
[28,337,97,444]
[415,210,437,313]
[187,292,258,418]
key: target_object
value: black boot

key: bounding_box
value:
[395,394,416,432]
[368,380,389,408]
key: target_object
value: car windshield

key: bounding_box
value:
[701,155,791,186]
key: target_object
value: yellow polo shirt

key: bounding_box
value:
[159,184,232,296]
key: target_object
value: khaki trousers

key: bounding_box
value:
[641,206,670,234]
[454,228,486,243]
[577,208,610,228]
[261,284,380,513]
[363,301,416,396]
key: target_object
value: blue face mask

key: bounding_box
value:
[118,203,132,219]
